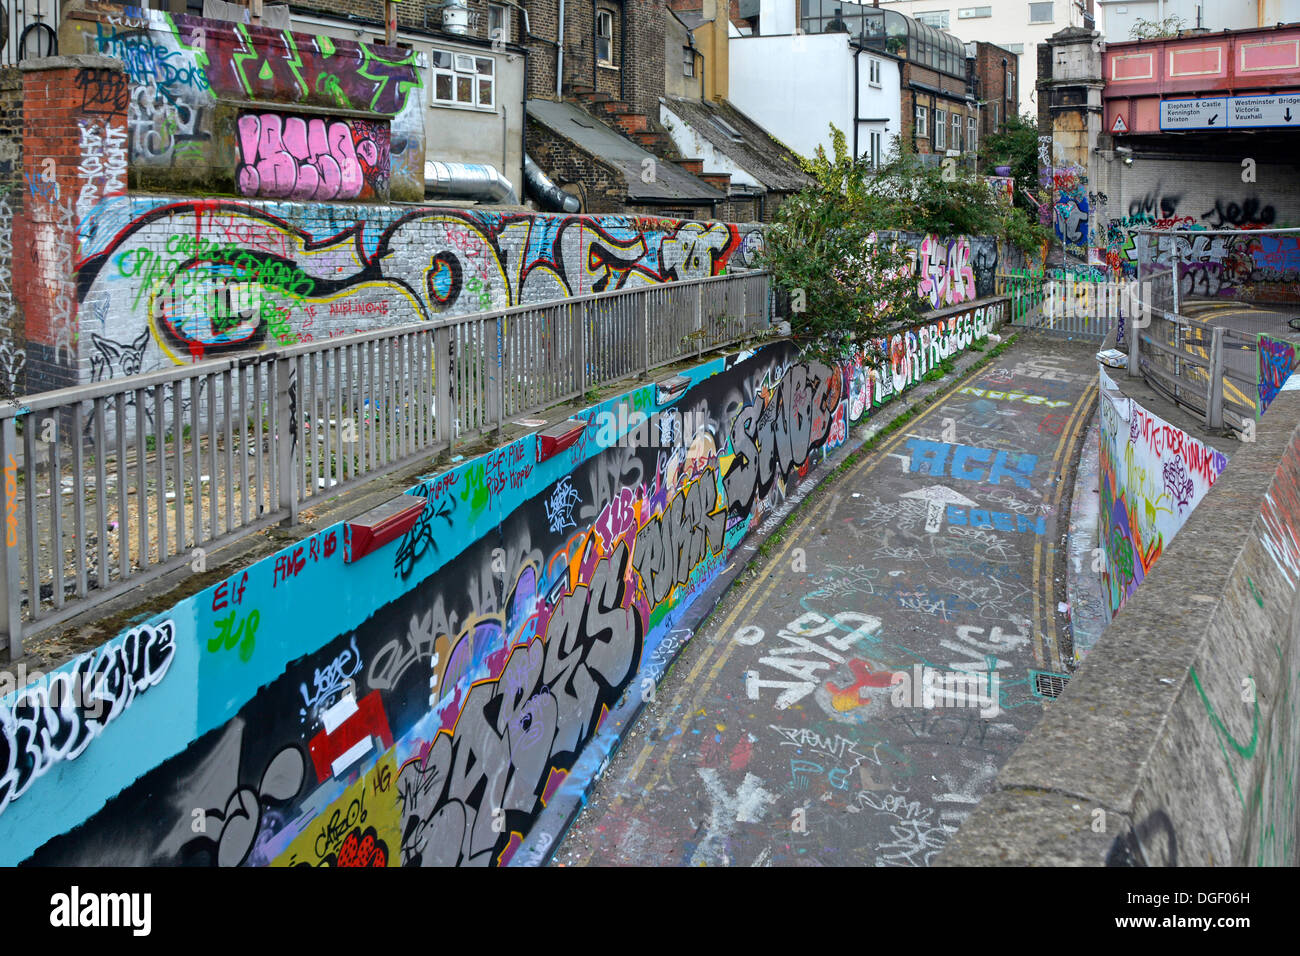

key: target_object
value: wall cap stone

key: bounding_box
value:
[20,55,124,73]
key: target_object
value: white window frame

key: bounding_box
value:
[683,46,694,77]
[915,103,928,138]
[488,4,510,45]
[870,130,882,168]
[916,10,950,29]
[958,6,992,17]
[952,112,961,151]
[431,49,497,112]
[935,108,946,149]
[968,115,977,151]
[1006,69,1015,97]
[869,58,881,85]
[596,10,615,66]
[1028,1,1053,23]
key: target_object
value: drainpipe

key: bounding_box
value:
[853,42,862,159]
[620,1,628,105]
[557,0,565,97]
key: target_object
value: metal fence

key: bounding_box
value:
[2,0,59,67]
[0,270,772,656]
[1125,228,1293,435]
[996,268,1119,341]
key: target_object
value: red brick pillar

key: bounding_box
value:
[15,56,127,392]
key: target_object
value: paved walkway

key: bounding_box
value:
[553,335,1100,867]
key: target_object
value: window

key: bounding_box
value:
[870,130,882,168]
[431,50,496,110]
[869,58,881,85]
[596,10,614,65]
[916,10,950,29]
[952,112,961,152]
[683,46,694,76]
[1006,69,1015,97]
[712,116,744,142]
[1003,43,1025,54]
[958,6,992,18]
[992,102,1000,128]
[488,4,509,45]
[935,108,946,149]
[968,115,977,151]
[1028,1,1053,23]
[915,103,928,138]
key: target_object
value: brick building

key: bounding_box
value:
[967,40,1021,142]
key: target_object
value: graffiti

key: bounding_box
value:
[69,199,758,376]
[724,363,841,513]
[2,327,1021,867]
[1258,334,1296,416]
[392,491,457,580]
[0,620,176,817]
[397,545,641,866]
[0,191,18,397]
[89,331,150,381]
[1106,809,1178,867]
[76,67,130,115]
[235,113,389,201]
[904,439,1038,489]
[544,476,582,534]
[1098,368,1225,616]
[1202,198,1275,230]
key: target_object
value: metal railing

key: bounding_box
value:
[0,270,772,656]
[1127,230,1270,435]
[2,0,59,67]
[997,267,1119,341]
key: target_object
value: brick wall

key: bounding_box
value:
[970,43,1019,141]
[15,58,128,394]
[526,117,628,211]
[0,67,25,397]
[898,62,976,156]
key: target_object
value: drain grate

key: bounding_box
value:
[1033,671,1071,699]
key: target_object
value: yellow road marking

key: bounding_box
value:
[571,342,1097,863]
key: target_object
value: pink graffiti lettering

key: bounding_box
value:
[236,114,367,201]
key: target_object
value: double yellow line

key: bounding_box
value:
[570,347,1097,865]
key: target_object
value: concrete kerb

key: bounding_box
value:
[938,386,1300,866]
[512,318,1024,865]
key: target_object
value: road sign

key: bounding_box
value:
[1110,113,1128,133]
[1160,97,1227,130]
[1230,93,1300,128]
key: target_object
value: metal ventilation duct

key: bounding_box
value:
[424,161,520,204]
[442,0,470,36]
[524,155,581,213]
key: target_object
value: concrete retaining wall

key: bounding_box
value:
[939,381,1300,866]
[0,298,1008,867]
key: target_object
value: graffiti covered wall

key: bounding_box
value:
[879,231,1000,309]
[1090,159,1300,301]
[1098,367,1228,617]
[57,196,763,386]
[0,301,1005,867]
[64,6,425,202]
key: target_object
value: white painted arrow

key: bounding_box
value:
[901,485,979,533]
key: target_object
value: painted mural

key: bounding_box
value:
[0,301,1005,867]
[878,231,1000,310]
[1098,367,1228,617]
[72,6,425,201]
[1258,334,1297,418]
[67,196,762,377]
